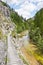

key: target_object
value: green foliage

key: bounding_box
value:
[10,11,29,33]
[1,1,8,7]
[0,29,3,39]
[1,1,10,8]
[24,21,29,30]
[28,8,43,53]
[34,8,43,35]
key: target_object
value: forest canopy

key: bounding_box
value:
[28,8,43,53]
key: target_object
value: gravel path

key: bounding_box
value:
[0,40,7,65]
[7,34,25,65]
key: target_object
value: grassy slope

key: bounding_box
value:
[24,42,43,65]
[19,30,43,65]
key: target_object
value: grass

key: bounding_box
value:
[25,43,43,65]
[0,29,3,39]
[19,54,29,65]
[34,53,43,65]
[4,56,7,65]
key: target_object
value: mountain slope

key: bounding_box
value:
[10,11,25,33]
[10,9,29,33]
[0,3,16,65]
[28,8,43,54]
[34,8,43,35]
[0,1,29,33]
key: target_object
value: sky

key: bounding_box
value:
[1,0,43,19]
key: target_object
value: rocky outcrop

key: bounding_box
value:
[0,1,10,17]
[0,11,16,65]
[0,1,17,65]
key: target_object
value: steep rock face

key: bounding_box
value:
[0,9,16,65]
[0,13,7,65]
[0,1,10,17]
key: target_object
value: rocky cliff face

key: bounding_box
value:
[0,12,7,65]
[0,1,10,17]
[0,1,16,65]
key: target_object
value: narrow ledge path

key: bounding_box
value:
[7,33,25,65]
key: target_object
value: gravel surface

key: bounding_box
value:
[0,40,7,65]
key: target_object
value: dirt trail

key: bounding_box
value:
[20,46,39,65]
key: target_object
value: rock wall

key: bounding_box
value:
[0,9,16,65]
[0,1,10,17]
[0,1,16,65]
[0,40,7,65]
